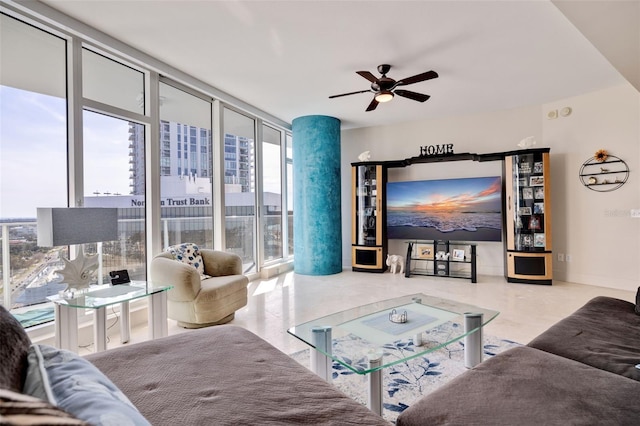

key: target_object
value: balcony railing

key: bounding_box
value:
[1,213,292,326]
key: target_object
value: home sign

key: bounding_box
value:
[419,143,455,157]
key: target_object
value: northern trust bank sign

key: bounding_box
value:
[84,195,212,208]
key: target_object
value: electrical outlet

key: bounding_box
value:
[565,255,572,262]
[557,253,564,262]
[631,209,640,218]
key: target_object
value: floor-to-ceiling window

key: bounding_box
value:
[83,112,147,282]
[0,13,67,325]
[286,133,294,257]
[261,125,283,263]
[1,6,293,330]
[159,81,213,249]
[223,107,257,273]
[82,48,148,283]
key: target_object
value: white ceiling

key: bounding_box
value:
[37,0,626,130]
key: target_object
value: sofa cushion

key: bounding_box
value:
[86,325,389,426]
[396,346,640,426]
[166,243,205,276]
[0,305,31,392]
[528,296,640,381]
[23,344,150,426]
[0,387,87,425]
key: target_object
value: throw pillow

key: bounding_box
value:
[165,243,205,276]
[0,387,87,425]
[23,344,150,426]
[0,305,31,392]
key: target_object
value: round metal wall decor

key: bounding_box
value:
[579,154,629,192]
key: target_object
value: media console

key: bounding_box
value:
[351,147,552,284]
[404,240,477,283]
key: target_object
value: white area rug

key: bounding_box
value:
[290,329,521,423]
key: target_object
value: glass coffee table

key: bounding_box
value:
[287,293,499,415]
[47,281,173,353]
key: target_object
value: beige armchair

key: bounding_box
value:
[151,247,249,328]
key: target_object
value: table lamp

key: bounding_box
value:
[37,207,118,290]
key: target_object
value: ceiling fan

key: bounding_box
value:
[329,64,438,111]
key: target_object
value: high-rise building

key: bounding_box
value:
[130,121,254,195]
[129,122,145,195]
[224,133,254,193]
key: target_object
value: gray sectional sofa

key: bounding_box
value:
[397,296,640,425]
[3,295,639,425]
[0,305,388,425]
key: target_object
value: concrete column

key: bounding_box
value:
[292,115,342,275]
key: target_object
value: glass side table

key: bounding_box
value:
[47,281,173,353]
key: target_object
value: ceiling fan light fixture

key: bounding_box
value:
[375,90,394,103]
[329,65,438,111]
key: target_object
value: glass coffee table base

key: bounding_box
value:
[310,325,386,416]
[311,326,332,380]
[464,312,483,368]
[308,314,485,416]
[367,354,383,415]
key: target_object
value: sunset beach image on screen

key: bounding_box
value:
[386,176,502,242]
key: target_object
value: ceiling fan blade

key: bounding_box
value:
[365,98,379,111]
[328,89,371,99]
[394,89,431,102]
[397,70,439,86]
[356,71,378,83]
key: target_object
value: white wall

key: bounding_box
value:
[341,83,639,291]
[542,84,639,290]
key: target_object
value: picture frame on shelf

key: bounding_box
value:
[519,163,531,173]
[518,207,532,216]
[520,234,533,247]
[534,233,546,247]
[516,216,523,229]
[522,187,533,199]
[415,244,434,259]
[530,176,544,186]
[528,215,541,230]
[452,249,465,261]
[533,162,543,173]
[534,187,544,199]
[366,215,376,229]
[533,203,544,214]
[518,178,528,186]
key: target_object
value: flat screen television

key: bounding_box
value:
[386,176,503,242]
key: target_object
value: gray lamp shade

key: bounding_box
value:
[37,208,118,247]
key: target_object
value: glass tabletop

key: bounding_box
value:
[287,293,499,374]
[47,281,173,309]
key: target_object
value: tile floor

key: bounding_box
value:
[115,270,635,356]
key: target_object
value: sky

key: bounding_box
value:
[387,176,502,213]
[0,86,132,219]
[1,86,68,219]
